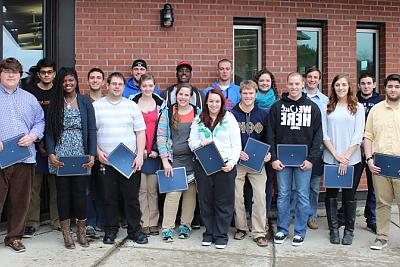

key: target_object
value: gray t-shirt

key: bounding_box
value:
[172,121,194,174]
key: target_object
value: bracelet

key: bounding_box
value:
[365,156,373,164]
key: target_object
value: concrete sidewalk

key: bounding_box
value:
[1,212,399,267]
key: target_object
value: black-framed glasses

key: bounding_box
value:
[39,70,55,75]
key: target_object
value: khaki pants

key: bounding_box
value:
[234,165,267,238]
[373,174,400,241]
[162,182,196,229]
[139,173,159,227]
[25,173,59,229]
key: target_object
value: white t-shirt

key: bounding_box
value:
[93,97,146,155]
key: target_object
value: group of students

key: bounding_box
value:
[0,56,399,253]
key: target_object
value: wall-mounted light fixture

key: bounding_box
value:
[160,3,174,28]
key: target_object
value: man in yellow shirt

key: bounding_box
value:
[364,74,400,250]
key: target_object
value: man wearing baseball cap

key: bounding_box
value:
[162,61,204,109]
[123,59,160,100]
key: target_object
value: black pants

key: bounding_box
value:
[325,162,364,202]
[55,175,88,221]
[194,160,236,245]
[99,166,141,237]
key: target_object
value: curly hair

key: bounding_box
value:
[253,68,278,97]
[327,74,358,115]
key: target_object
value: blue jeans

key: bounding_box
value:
[86,161,105,227]
[277,166,312,239]
[308,175,320,220]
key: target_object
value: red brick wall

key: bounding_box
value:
[75,0,400,191]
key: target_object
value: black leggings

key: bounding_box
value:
[325,162,364,202]
[56,175,88,221]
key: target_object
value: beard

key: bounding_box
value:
[387,94,400,102]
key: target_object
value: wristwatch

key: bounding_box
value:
[365,156,373,164]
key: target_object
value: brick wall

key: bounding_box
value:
[75,0,400,191]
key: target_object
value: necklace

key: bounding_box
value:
[64,94,77,109]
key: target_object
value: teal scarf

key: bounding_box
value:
[256,89,277,110]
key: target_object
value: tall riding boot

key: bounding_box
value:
[325,198,340,244]
[76,219,90,247]
[342,201,357,245]
[60,219,75,249]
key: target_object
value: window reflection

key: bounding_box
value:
[297,29,320,75]
[357,30,378,79]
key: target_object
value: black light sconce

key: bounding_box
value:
[160,3,174,27]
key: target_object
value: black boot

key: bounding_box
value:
[342,201,357,245]
[325,198,340,244]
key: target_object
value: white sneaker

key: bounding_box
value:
[202,241,212,246]
[292,235,304,246]
[370,239,388,250]
[215,244,227,249]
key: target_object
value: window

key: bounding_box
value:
[2,0,44,77]
[233,25,262,84]
[357,29,379,82]
[297,27,322,75]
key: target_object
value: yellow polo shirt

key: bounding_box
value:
[364,100,400,155]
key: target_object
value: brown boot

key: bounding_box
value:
[60,219,75,249]
[76,219,90,247]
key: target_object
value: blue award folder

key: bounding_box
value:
[57,155,91,176]
[157,167,188,193]
[374,153,400,179]
[239,137,270,173]
[277,144,308,167]
[141,157,161,175]
[107,143,136,179]
[323,164,354,189]
[193,142,225,175]
[0,133,32,169]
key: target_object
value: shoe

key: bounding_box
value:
[254,236,268,247]
[191,218,201,230]
[274,232,287,244]
[178,225,191,239]
[162,229,174,242]
[129,232,148,244]
[60,219,75,249]
[234,229,246,240]
[342,201,356,245]
[6,239,26,253]
[370,239,388,250]
[103,233,116,245]
[292,235,304,246]
[86,226,96,238]
[367,223,377,234]
[120,219,128,229]
[149,226,159,235]
[142,227,150,236]
[23,227,36,238]
[326,198,340,244]
[215,243,227,249]
[76,219,90,247]
[202,240,212,246]
[307,218,318,230]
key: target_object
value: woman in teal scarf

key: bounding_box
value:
[254,68,278,113]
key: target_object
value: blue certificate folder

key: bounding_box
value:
[157,167,188,194]
[239,137,270,173]
[141,157,161,174]
[323,164,354,189]
[193,142,225,175]
[0,134,32,169]
[277,144,308,167]
[57,155,91,176]
[374,153,400,179]
[107,143,136,179]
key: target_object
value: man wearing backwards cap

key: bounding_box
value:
[161,61,204,109]
[123,59,161,100]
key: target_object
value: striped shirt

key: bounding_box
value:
[93,97,146,155]
[0,84,45,163]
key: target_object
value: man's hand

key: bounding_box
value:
[239,151,249,161]
[300,160,313,171]
[0,141,3,152]
[272,160,284,171]
[367,159,381,174]
[18,133,37,147]
[221,163,233,173]
[97,147,108,165]
[264,152,272,163]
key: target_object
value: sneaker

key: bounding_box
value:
[129,232,148,244]
[149,226,159,235]
[215,243,227,249]
[367,223,377,234]
[307,218,318,230]
[202,240,212,246]
[370,239,388,250]
[86,226,96,238]
[178,225,190,239]
[292,235,304,246]
[6,239,26,253]
[274,232,287,244]
[23,227,36,238]
[162,229,174,242]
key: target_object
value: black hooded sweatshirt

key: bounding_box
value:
[266,92,323,164]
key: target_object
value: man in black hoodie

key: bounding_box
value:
[231,80,271,247]
[267,72,322,246]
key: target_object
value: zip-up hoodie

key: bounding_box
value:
[356,91,382,119]
[122,78,161,100]
[230,103,268,149]
[266,92,323,164]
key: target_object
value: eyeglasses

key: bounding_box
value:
[39,70,55,75]
[110,82,124,87]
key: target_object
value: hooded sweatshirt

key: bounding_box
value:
[267,92,323,164]
[122,77,161,100]
[356,91,382,120]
